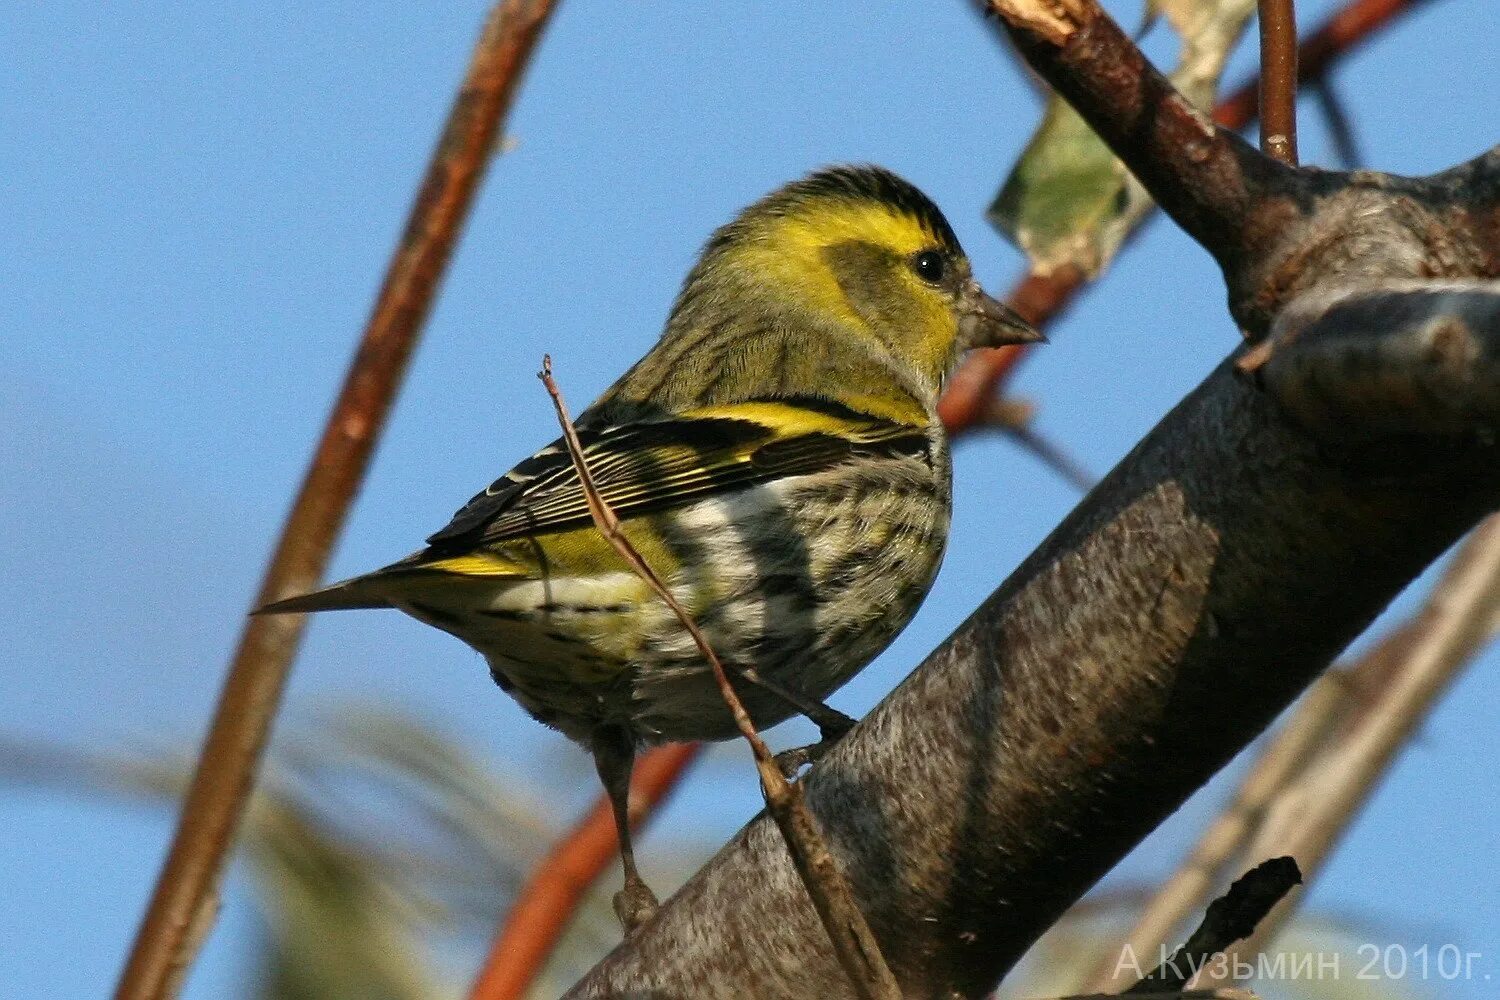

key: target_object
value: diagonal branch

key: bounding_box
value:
[564,257,1500,995]
[114,3,560,997]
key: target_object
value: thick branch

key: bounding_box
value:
[115,3,558,997]
[1260,282,1500,436]
[565,303,1500,996]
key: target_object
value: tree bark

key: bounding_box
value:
[564,300,1499,998]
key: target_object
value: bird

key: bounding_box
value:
[257,165,1041,930]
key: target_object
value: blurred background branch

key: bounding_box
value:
[115,3,560,997]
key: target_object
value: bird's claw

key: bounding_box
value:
[774,716,855,779]
[614,878,660,933]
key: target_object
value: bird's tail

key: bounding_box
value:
[254,574,395,615]
[254,550,529,616]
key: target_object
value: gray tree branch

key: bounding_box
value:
[565,275,1500,999]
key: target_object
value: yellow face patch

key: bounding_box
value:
[727,200,944,311]
[719,198,965,384]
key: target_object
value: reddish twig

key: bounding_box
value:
[469,742,702,1000]
[1257,0,1300,164]
[113,3,560,997]
[538,358,901,1000]
[1217,0,1432,130]
[942,0,1429,437]
[939,267,1086,434]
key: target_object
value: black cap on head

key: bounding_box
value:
[766,165,963,256]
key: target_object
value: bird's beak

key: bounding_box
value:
[959,280,1045,349]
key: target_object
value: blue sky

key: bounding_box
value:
[3,2,1497,997]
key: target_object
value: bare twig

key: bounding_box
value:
[468,742,702,1000]
[978,397,1098,493]
[1257,0,1300,164]
[1129,858,1301,993]
[1217,0,1433,130]
[113,4,559,997]
[539,359,901,1000]
[1309,78,1362,169]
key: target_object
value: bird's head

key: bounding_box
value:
[683,165,1042,391]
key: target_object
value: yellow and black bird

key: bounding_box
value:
[259,165,1041,928]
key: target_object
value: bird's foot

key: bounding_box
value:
[775,714,856,779]
[774,743,817,778]
[613,877,660,932]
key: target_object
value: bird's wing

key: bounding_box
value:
[423,398,931,548]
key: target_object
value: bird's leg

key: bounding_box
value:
[736,667,857,778]
[591,726,659,932]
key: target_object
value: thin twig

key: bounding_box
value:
[1257,0,1300,164]
[1129,858,1301,993]
[1309,78,1362,169]
[539,358,901,1000]
[468,742,702,1000]
[113,3,560,997]
[1001,424,1098,493]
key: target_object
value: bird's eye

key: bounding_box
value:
[911,250,946,284]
